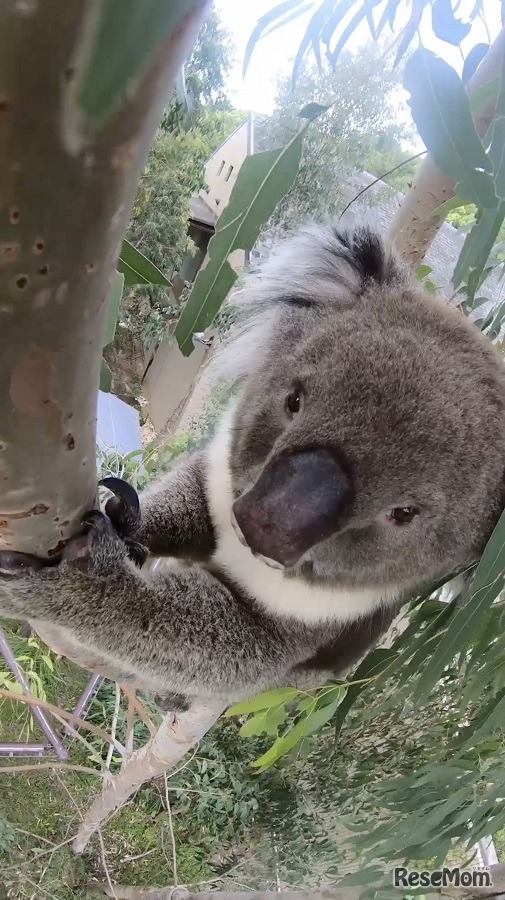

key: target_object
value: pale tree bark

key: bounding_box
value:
[0,0,227,860]
[73,698,226,853]
[388,28,505,264]
[0,0,211,558]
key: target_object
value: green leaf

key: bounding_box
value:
[328,0,383,68]
[404,49,496,208]
[292,0,340,86]
[430,195,469,218]
[239,711,270,737]
[333,647,397,740]
[394,1,430,69]
[118,239,170,287]
[487,50,505,200]
[100,358,112,393]
[75,0,201,124]
[417,264,433,280]
[243,0,314,77]
[321,0,359,46]
[376,0,401,36]
[174,126,308,356]
[252,696,341,771]
[431,0,471,45]
[103,271,124,348]
[225,687,300,717]
[413,509,505,702]
[453,202,505,295]
[455,687,505,754]
[251,719,307,771]
[463,43,490,85]
[469,77,500,113]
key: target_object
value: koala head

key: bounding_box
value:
[217,223,505,595]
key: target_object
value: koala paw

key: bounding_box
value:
[99,477,147,568]
[0,480,148,580]
[0,549,59,577]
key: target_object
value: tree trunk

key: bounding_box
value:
[73,699,226,853]
[0,0,211,558]
[389,27,505,264]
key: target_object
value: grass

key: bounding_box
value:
[0,620,218,899]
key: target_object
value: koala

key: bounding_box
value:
[1,222,505,711]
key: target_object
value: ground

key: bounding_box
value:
[0,624,217,898]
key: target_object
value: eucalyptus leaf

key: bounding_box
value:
[225,687,300,717]
[175,125,312,356]
[252,697,341,771]
[100,358,112,393]
[453,202,505,295]
[413,509,505,702]
[321,0,359,46]
[243,0,314,77]
[487,48,505,200]
[118,239,170,287]
[75,0,200,124]
[431,0,471,45]
[404,49,496,208]
[292,0,339,87]
[462,43,490,84]
[103,270,124,348]
[430,195,469,218]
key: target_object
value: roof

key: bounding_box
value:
[189,194,217,228]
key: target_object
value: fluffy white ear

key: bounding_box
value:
[209,220,412,387]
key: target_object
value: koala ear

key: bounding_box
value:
[331,223,405,287]
[243,221,411,313]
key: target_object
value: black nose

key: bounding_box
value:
[232,448,353,568]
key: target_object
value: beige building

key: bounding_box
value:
[142,114,257,434]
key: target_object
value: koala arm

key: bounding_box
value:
[0,516,301,700]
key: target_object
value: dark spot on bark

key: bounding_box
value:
[64,68,74,83]
[33,240,44,254]
[9,207,20,224]
[39,265,49,276]
[0,99,10,113]
[16,275,28,290]
[54,516,59,522]
[85,263,95,273]
[60,520,69,528]
[64,433,75,450]
[0,443,5,451]
[48,539,65,557]
[0,518,8,528]
[66,412,73,421]
[33,504,49,515]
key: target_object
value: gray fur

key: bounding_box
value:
[1,221,505,705]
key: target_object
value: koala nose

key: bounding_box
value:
[232,448,353,568]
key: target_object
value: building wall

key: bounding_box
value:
[143,120,252,435]
[142,338,211,434]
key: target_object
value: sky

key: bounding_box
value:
[214,0,502,140]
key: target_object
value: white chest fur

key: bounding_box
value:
[205,412,396,625]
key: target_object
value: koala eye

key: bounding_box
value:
[389,506,419,526]
[285,385,304,417]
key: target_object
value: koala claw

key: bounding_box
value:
[99,477,141,539]
[81,509,114,535]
